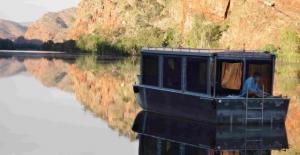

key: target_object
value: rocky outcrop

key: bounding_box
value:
[0,19,27,40]
[220,0,300,49]
[25,8,76,42]
[68,0,227,40]
[68,0,300,49]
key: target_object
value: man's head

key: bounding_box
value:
[253,72,262,82]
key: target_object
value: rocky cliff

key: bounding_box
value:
[25,8,76,42]
[0,19,27,40]
[68,0,300,49]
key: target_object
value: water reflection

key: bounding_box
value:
[0,72,138,155]
[0,55,299,154]
[133,111,288,155]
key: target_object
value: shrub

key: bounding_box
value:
[0,38,16,50]
[185,17,226,48]
[262,44,279,53]
[280,30,300,54]
[76,35,104,53]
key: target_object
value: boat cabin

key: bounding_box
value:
[135,48,288,124]
[140,48,275,97]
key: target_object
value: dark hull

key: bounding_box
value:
[134,85,289,124]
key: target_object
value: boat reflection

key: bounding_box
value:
[132,111,288,155]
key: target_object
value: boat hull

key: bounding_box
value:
[134,85,289,124]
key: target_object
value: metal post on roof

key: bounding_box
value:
[213,56,217,97]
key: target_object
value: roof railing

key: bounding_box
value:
[141,47,273,56]
[141,47,229,53]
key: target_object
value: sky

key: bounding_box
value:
[0,0,80,23]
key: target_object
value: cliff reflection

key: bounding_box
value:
[70,56,141,139]
[0,55,299,153]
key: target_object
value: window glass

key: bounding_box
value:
[139,135,157,155]
[186,58,208,93]
[142,55,159,86]
[163,57,182,90]
[247,61,272,93]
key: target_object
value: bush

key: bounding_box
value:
[0,38,16,50]
[185,17,226,48]
[280,30,300,54]
[42,40,80,53]
[262,44,279,53]
[274,30,300,62]
[76,35,104,53]
[162,28,181,48]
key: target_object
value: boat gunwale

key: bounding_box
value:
[135,84,290,101]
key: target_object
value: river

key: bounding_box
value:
[0,52,299,154]
[0,72,138,154]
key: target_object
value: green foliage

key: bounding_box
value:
[280,30,300,54]
[273,30,300,62]
[76,34,129,55]
[135,27,165,47]
[76,35,104,53]
[0,37,41,50]
[186,18,227,48]
[42,40,80,53]
[162,28,181,48]
[0,38,16,50]
[269,30,300,95]
[185,18,226,48]
[262,44,279,53]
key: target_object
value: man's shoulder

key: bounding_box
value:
[246,76,254,81]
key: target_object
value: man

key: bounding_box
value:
[241,72,268,97]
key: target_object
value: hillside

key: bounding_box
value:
[0,19,27,40]
[25,8,76,42]
[68,0,300,50]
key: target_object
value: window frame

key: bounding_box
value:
[214,59,245,96]
[162,55,183,90]
[185,56,210,95]
[245,60,274,94]
[141,54,160,86]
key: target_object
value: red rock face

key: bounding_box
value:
[68,0,300,49]
[220,0,300,49]
[24,8,76,42]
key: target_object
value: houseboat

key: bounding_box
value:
[132,111,288,155]
[133,48,290,124]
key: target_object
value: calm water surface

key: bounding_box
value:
[0,52,299,155]
[0,58,138,154]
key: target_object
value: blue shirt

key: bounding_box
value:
[241,77,262,96]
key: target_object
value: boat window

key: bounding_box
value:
[142,55,159,86]
[221,62,243,90]
[139,135,157,155]
[246,61,273,93]
[186,57,208,93]
[163,56,182,90]
[216,61,243,96]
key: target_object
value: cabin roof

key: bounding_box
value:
[141,47,275,60]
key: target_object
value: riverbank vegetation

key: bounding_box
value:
[262,30,300,96]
